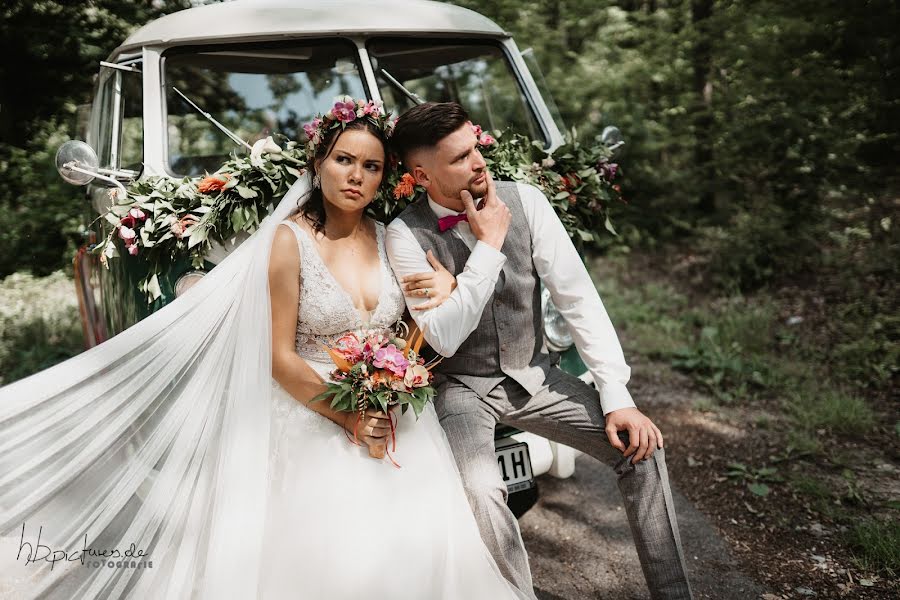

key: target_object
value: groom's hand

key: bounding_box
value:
[605,408,665,464]
[460,172,510,251]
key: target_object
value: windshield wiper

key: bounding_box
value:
[379,69,425,105]
[172,87,252,150]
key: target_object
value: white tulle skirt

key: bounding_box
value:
[260,362,525,600]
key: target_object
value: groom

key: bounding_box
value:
[385,102,693,599]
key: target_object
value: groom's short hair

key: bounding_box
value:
[391,102,470,165]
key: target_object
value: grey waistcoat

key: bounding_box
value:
[397,181,551,398]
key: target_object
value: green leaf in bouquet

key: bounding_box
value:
[330,386,350,410]
[310,388,335,405]
[409,394,427,418]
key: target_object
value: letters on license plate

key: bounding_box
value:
[495,442,535,493]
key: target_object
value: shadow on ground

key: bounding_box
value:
[522,455,765,600]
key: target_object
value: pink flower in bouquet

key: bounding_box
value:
[468,121,482,137]
[372,344,409,377]
[362,332,388,359]
[478,133,496,146]
[331,99,357,122]
[403,364,429,388]
[127,244,139,256]
[119,215,137,229]
[334,332,363,362]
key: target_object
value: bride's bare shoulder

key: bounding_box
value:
[270,219,303,272]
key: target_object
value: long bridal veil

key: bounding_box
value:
[0,177,311,599]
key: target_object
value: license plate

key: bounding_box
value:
[495,442,535,493]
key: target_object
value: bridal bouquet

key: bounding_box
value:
[311,324,440,464]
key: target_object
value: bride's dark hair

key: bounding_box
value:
[298,119,389,234]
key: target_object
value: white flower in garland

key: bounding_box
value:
[249,136,282,168]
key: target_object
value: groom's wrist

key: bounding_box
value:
[469,241,506,275]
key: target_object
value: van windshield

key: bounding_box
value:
[163,40,366,176]
[367,39,546,144]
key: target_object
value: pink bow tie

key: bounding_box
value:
[438,213,469,232]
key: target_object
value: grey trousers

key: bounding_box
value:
[435,367,694,600]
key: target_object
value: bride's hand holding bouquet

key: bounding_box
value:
[312,324,440,464]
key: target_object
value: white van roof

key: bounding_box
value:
[116,0,506,54]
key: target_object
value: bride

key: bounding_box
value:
[0,101,526,599]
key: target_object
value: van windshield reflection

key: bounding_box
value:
[368,38,545,144]
[163,40,366,177]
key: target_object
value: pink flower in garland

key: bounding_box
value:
[363,100,383,116]
[331,99,357,122]
[127,244,139,256]
[469,121,483,137]
[373,343,409,377]
[303,117,323,141]
[129,207,147,221]
[478,133,496,146]
[118,225,136,243]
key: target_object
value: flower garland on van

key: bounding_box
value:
[92,107,622,303]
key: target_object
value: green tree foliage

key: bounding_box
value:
[0,0,195,277]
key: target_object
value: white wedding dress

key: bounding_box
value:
[0,178,524,599]
[259,219,524,599]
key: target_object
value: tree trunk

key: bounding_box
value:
[691,0,716,214]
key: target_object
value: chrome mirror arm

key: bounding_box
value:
[63,162,128,198]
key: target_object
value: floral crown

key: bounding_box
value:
[302,96,396,159]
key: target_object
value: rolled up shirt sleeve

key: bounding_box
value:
[518,183,637,415]
[385,219,506,357]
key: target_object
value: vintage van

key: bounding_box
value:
[57,0,621,515]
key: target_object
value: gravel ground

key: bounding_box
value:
[521,454,766,599]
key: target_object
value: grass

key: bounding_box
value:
[0,270,84,385]
[846,518,900,575]
[786,388,876,436]
[594,252,899,580]
[595,258,881,437]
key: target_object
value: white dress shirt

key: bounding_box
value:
[385,183,636,415]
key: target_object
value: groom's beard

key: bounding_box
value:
[438,173,489,205]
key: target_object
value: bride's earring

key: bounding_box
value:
[312,173,321,189]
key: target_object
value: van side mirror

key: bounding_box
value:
[600,126,625,156]
[55,140,129,197]
[55,140,100,185]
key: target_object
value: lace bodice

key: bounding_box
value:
[269,218,406,438]
[279,218,406,364]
